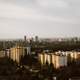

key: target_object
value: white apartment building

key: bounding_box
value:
[10,46,25,63]
[9,45,31,63]
[38,53,44,64]
[55,55,67,68]
[65,51,79,61]
[38,52,67,69]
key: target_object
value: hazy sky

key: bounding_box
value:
[0,0,80,39]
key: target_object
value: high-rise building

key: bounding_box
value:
[55,55,67,68]
[65,51,79,61]
[35,36,39,42]
[38,53,44,64]
[38,52,67,69]
[24,35,27,42]
[9,44,31,63]
[27,46,31,55]
[10,46,25,63]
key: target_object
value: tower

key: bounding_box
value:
[24,35,27,42]
[35,36,39,42]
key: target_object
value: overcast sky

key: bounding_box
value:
[0,0,80,39]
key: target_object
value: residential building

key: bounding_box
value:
[38,52,67,69]
[10,45,31,63]
[10,46,25,63]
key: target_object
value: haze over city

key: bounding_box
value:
[0,0,80,39]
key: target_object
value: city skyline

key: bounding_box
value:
[0,0,80,39]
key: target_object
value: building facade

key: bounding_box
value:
[10,46,25,63]
[5,45,31,63]
[38,52,67,69]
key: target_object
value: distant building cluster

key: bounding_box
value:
[0,36,80,69]
[38,51,80,69]
[40,37,80,43]
[0,46,80,69]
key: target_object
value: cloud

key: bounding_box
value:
[0,2,33,19]
[0,0,80,38]
[0,0,79,24]
[0,0,80,19]
[36,0,69,8]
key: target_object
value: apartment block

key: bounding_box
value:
[38,52,67,69]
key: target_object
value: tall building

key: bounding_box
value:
[38,52,67,69]
[27,46,31,55]
[35,36,39,42]
[38,53,44,64]
[30,37,34,43]
[38,53,51,65]
[65,51,79,61]
[10,46,25,63]
[55,55,67,68]
[47,54,51,64]
[24,35,27,42]
[51,54,56,67]
[9,44,31,63]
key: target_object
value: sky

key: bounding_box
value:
[0,0,80,39]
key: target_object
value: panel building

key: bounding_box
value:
[5,45,31,63]
[10,46,25,63]
[38,52,67,69]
